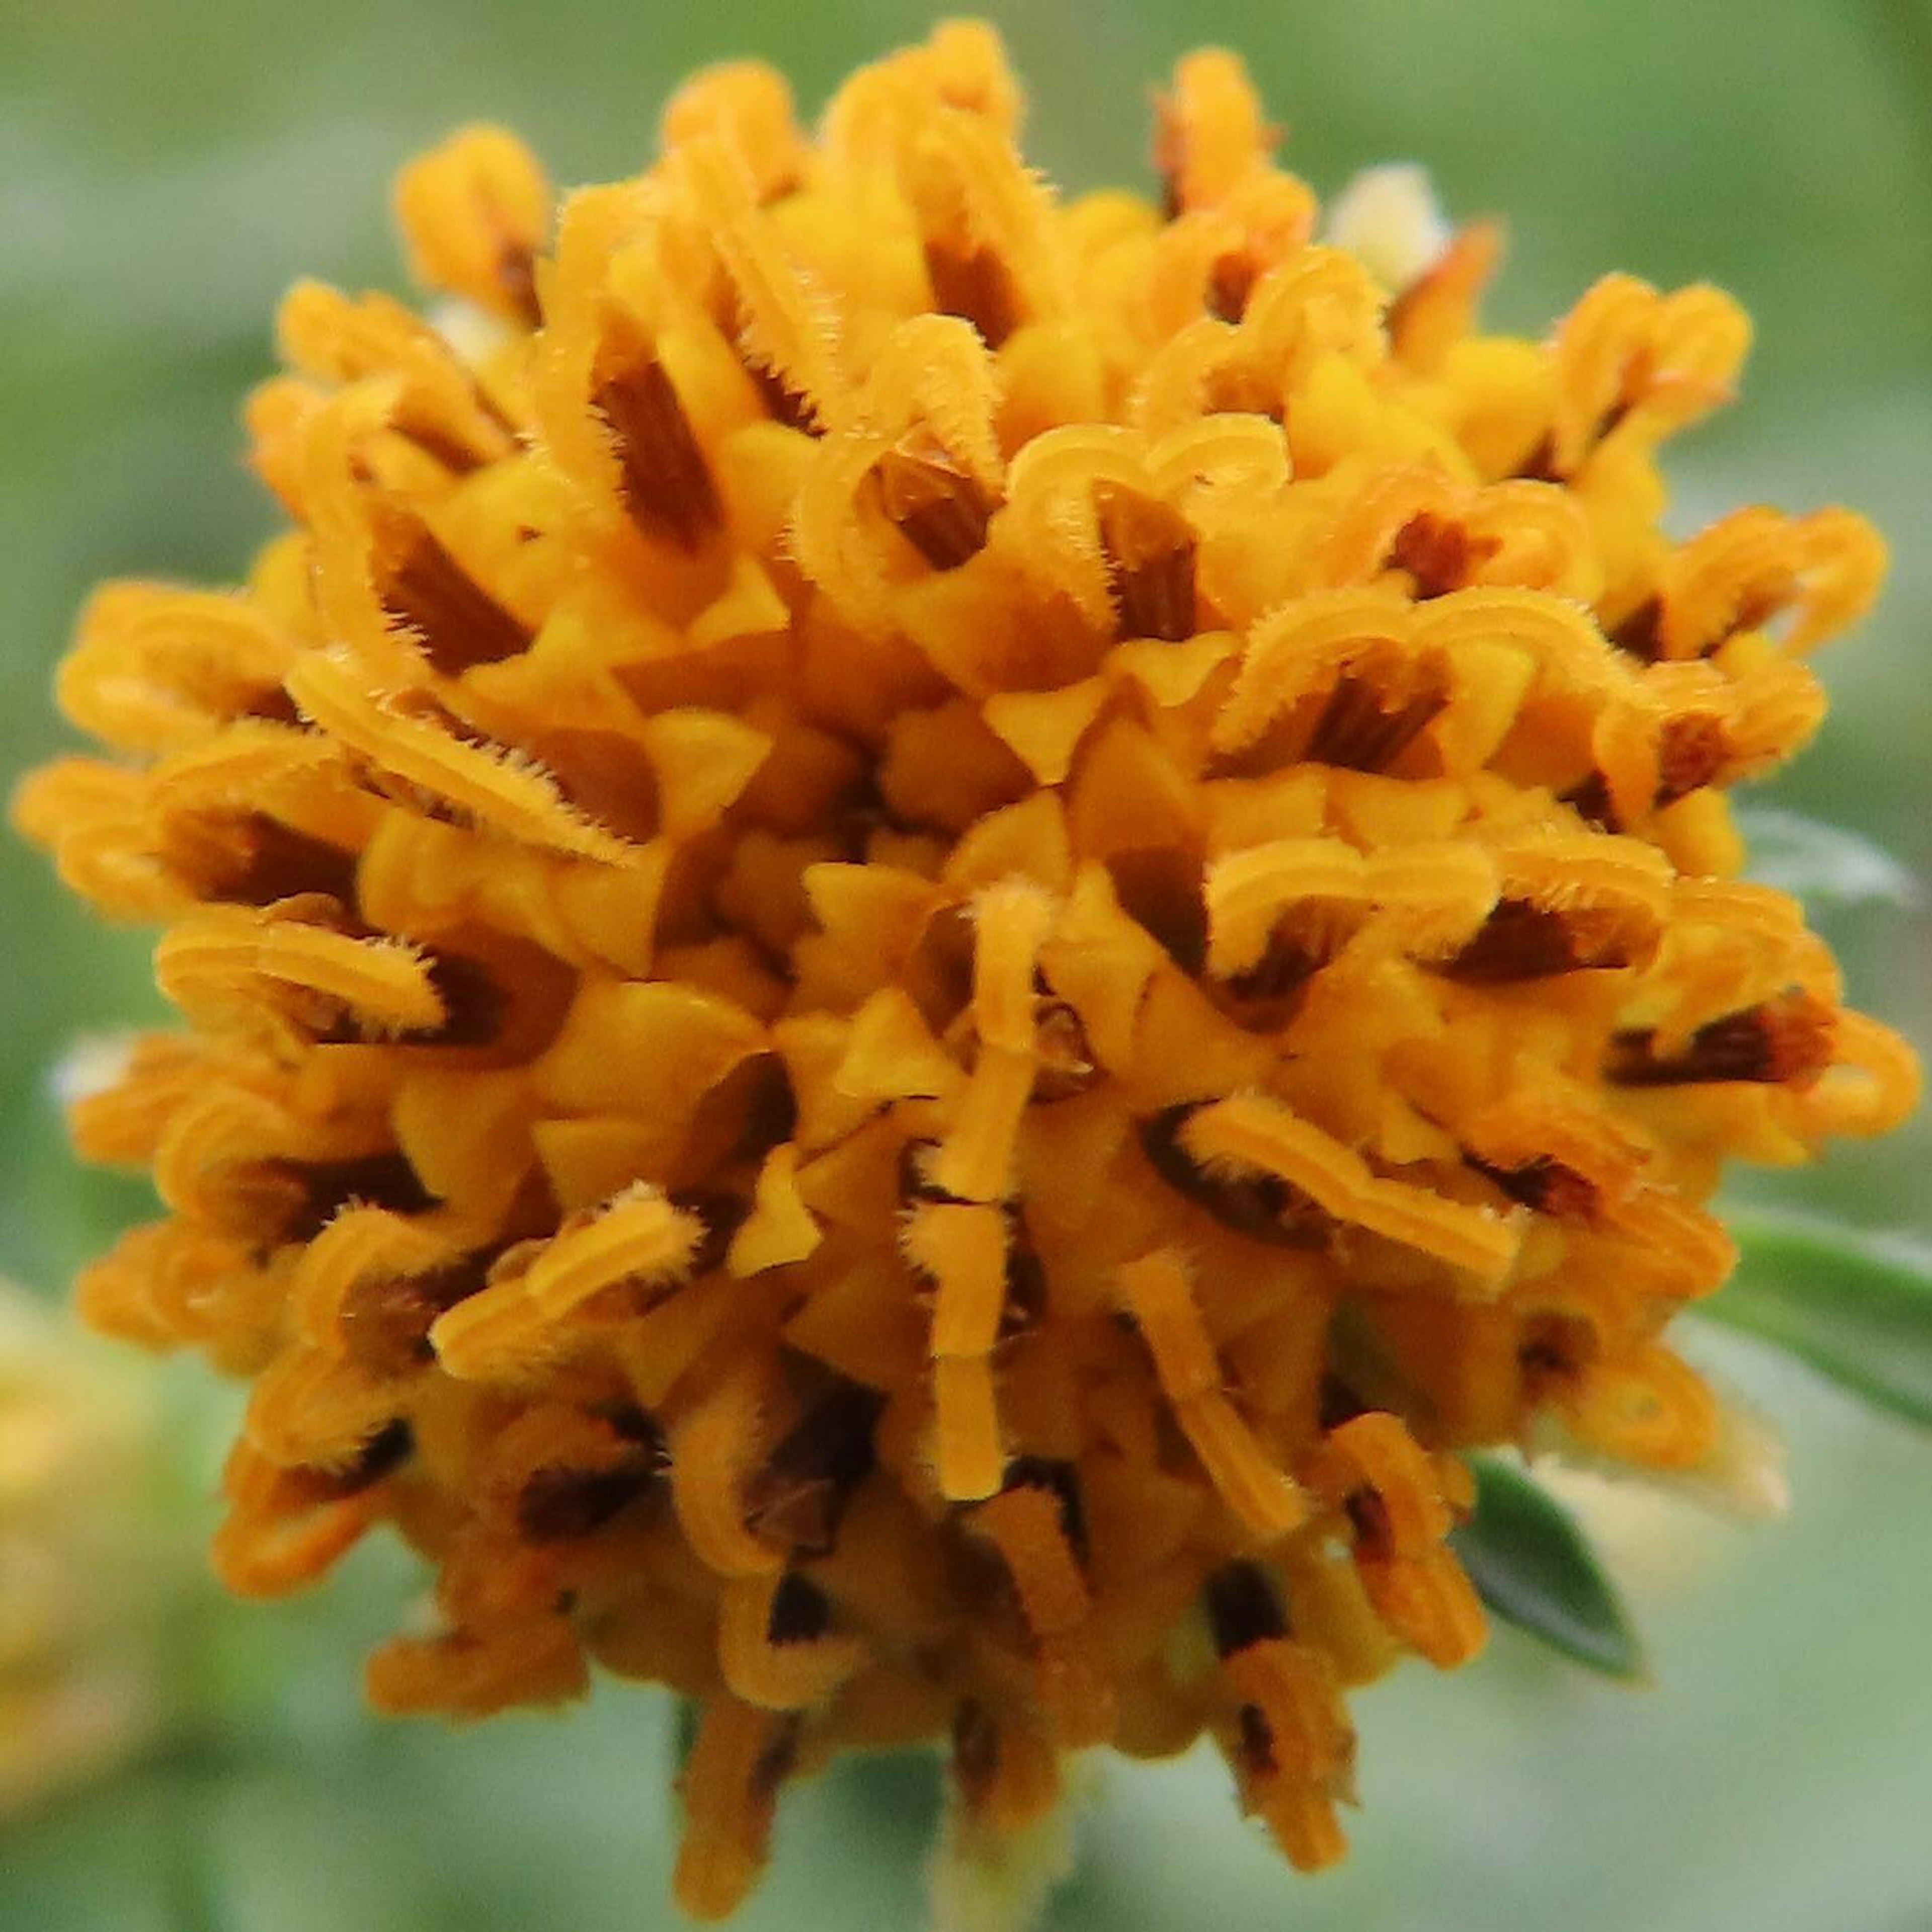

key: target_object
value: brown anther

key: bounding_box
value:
[1317,1376,1371,1431]
[873,440,998,570]
[1517,1314,1593,1384]
[1223,920,1325,1024]
[1206,251,1259,323]
[742,355,820,435]
[999,1214,1049,1340]
[924,239,1022,349]
[1442,899,1637,983]
[899,1138,973,1209]
[1513,434,1560,484]
[405,951,507,1049]
[1466,1152,1601,1223]
[341,1255,493,1377]
[243,686,305,728]
[522,727,662,842]
[1608,991,1836,1088]
[1096,488,1197,641]
[750,1715,802,1801]
[498,247,542,331]
[593,358,723,549]
[668,1189,753,1279]
[301,1416,414,1501]
[1304,672,1447,772]
[1001,1457,1088,1561]
[1390,514,1493,600]
[1236,1702,1278,1776]
[743,1380,886,1558]
[197,815,361,908]
[1343,1487,1395,1562]
[765,1572,832,1646]
[1562,772,1620,832]
[393,416,491,478]
[1204,1561,1287,1658]
[1106,847,1209,974]
[1607,596,1664,660]
[516,1451,659,1543]
[1139,1105,1336,1249]
[1655,713,1728,804]
[376,514,533,672]
[271,1150,440,1244]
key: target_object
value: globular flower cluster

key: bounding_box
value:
[14,23,1917,1918]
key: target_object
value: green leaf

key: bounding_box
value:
[1707,1214,1932,1430]
[1734,806,1920,909]
[1452,1457,1646,1680]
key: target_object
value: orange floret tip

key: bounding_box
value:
[10,20,1915,1920]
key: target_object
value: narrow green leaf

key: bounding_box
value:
[1735,806,1920,909]
[1708,1214,1932,1430]
[1451,1457,1645,1680]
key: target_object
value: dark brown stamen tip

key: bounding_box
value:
[1304,671,1447,772]
[1097,488,1197,641]
[200,815,361,908]
[743,1380,886,1558]
[1204,1560,1287,1657]
[1224,921,1325,1020]
[406,951,507,1048]
[1655,713,1728,805]
[1317,1375,1370,1431]
[899,1138,973,1209]
[1206,251,1258,322]
[499,247,543,331]
[1139,1105,1336,1249]
[303,1416,414,1501]
[999,1214,1049,1340]
[1236,1702,1278,1776]
[341,1253,493,1377]
[750,1714,802,1803]
[1391,514,1494,600]
[1465,1152,1600,1222]
[765,1571,832,1646]
[397,413,493,477]
[924,239,1022,349]
[594,358,723,549]
[243,685,305,728]
[1513,434,1560,484]
[1442,899,1637,983]
[517,1452,659,1543]
[1343,1487,1394,1561]
[1107,847,1209,974]
[1001,1457,1087,1561]
[743,355,820,435]
[1563,772,1620,832]
[668,1189,753,1280]
[1608,992,1836,1088]
[1518,1314,1592,1382]
[1608,596,1663,660]
[272,1150,440,1244]
[873,442,998,570]
[381,518,531,675]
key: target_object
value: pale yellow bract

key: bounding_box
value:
[11,20,1919,1919]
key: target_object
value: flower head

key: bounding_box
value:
[12,22,1917,1917]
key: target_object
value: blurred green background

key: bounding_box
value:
[3,2,1930,1927]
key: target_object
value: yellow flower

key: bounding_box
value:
[12,21,1918,1918]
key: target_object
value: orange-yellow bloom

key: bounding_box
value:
[12,23,1917,1919]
